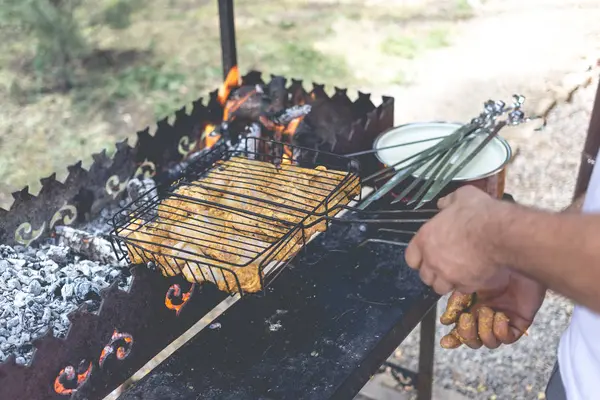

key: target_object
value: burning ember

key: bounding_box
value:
[202,66,357,165]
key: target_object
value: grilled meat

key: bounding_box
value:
[122,157,359,293]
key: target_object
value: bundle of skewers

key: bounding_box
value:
[352,95,538,210]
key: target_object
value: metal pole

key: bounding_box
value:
[416,306,436,400]
[574,78,600,199]
[218,0,238,79]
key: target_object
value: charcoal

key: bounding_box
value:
[0,245,17,259]
[292,98,356,164]
[73,279,100,302]
[127,178,157,204]
[55,226,124,266]
[0,260,9,273]
[61,283,75,300]
[28,280,42,296]
[0,235,131,364]
[46,245,70,265]
[7,278,21,290]
[125,177,159,219]
[13,292,28,308]
[8,259,27,269]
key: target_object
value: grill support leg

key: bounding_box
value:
[218,0,238,79]
[416,305,436,400]
[574,77,600,199]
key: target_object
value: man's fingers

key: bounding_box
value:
[440,328,462,349]
[432,278,454,295]
[440,292,474,325]
[477,307,500,349]
[419,267,436,287]
[404,239,422,270]
[456,312,482,349]
[493,312,528,345]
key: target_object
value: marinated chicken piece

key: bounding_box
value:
[158,185,221,220]
[124,219,165,264]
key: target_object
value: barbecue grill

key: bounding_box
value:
[2,1,600,400]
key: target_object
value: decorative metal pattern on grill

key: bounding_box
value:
[109,137,362,295]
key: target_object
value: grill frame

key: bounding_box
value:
[109,137,362,295]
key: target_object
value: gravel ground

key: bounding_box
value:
[390,78,598,399]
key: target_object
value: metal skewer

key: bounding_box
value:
[344,135,448,157]
[393,134,477,204]
[362,122,480,185]
[411,122,509,209]
[360,123,480,209]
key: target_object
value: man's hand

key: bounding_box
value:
[439,272,546,349]
[405,186,511,295]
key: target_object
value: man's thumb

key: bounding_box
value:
[404,238,422,270]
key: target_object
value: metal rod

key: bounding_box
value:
[344,135,448,157]
[574,78,600,199]
[218,0,238,79]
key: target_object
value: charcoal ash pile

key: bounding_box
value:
[0,181,157,365]
[0,238,130,365]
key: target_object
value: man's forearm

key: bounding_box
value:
[491,201,600,312]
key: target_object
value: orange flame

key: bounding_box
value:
[165,283,195,316]
[282,151,292,165]
[54,363,92,395]
[203,124,220,149]
[284,116,303,138]
[218,66,241,106]
[224,88,257,122]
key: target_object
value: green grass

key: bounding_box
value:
[381,36,420,59]
[453,0,475,19]
[425,27,451,48]
[381,27,451,59]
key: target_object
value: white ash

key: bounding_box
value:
[126,178,158,218]
[55,226,126,266]
[79,178,157,236]
[0,242,131,365]
[228,123,262,159]
[79,200,129,236]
